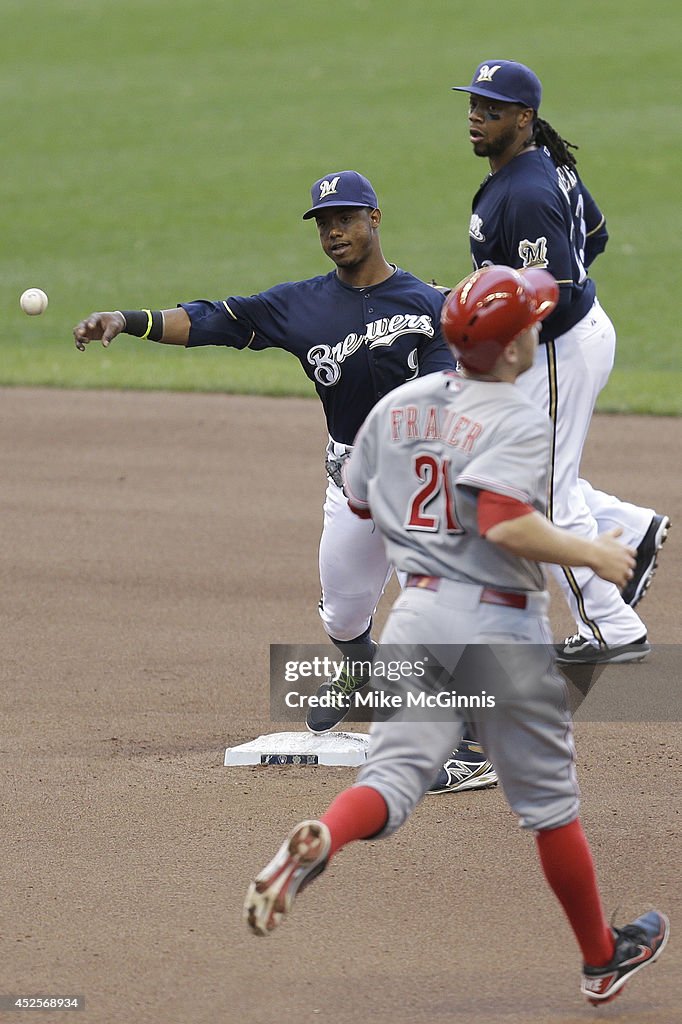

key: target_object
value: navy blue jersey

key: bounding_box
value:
[181,267,456,445]
[469,148,608,341]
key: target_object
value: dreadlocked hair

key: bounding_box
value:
[533,117,579,169]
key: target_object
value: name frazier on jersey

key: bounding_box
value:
[307,313,435,387]
[390,401,484,454]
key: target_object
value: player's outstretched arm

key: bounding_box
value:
[486,513,635,589]
[73,308,190,351]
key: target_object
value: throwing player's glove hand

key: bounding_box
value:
[430,279,452,297]
[325,451,349,491]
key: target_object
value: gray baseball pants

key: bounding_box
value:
[356,579,580,835]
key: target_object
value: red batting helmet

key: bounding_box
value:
[441,265,559,372]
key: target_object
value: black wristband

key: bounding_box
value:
[120,309,164,342]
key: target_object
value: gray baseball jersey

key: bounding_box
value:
[344,368,580,836]
[344,370,551,591]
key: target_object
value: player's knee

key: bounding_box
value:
[318,596,372,642]
[515,795,580,832]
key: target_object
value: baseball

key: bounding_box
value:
[20,288,49,316]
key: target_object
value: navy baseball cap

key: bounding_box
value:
[303,170,378,220]
[452,60,542,111]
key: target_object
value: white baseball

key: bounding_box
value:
[20,288,49,316]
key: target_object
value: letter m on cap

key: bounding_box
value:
[319,176,340,199]
[476,64,502,82]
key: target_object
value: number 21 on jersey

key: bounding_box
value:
[406,454,464,533]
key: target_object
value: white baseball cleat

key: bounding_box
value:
[244,820,331,936]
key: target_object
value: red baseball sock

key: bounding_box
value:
[535,818,615,967]
[321,785,389,858]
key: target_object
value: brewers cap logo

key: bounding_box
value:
[319,176,341,200]
[476,64,502,82]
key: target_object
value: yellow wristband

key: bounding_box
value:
[141,309,154,340]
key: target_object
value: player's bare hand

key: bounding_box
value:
[590,527,636,588]
[73,311,126,351]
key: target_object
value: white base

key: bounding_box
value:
[224,730,369,767]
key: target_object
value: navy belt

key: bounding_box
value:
[405,574,528,610]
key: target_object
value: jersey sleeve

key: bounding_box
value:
[180,300,258,349]
[414,288,457,377]
[477,491,535,536]
[507,179,575,285]
[418,322,458,376]
[456,407,551,512]
[181,282,296,351]
[500,170,582,338]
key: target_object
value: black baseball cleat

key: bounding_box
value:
[244,820,331,936]
[555,633,651,664]
[580,910,670,1005]
[427,738,498,794]
[621,514,671,608]
[305,666,370,734]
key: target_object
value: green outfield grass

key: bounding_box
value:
[2,0,680,413]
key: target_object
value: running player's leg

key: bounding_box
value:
[579,477,653,549]
[344,589,472,834]
[567,302,655,547]
[472,626,614,969]
[517,303,646,646]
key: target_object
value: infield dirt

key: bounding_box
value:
[2,388,680,1024]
